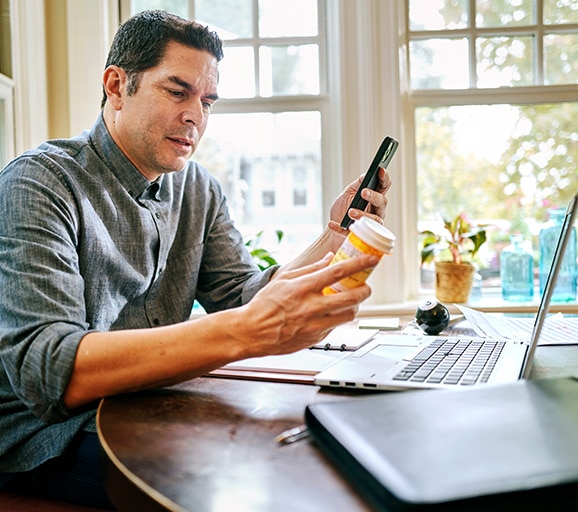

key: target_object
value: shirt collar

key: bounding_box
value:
[139,180,162,202]
[88,113,164,202]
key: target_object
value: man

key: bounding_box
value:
[0,10,391,509]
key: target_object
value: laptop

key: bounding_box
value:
[314,192,578,391]
[305,375,578,511]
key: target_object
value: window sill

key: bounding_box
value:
[359,289,578,318]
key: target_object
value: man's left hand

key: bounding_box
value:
[328,166,392,235]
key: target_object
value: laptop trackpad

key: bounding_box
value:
[356,343,418,365]
[315,343,418,387]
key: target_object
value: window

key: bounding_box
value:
[117,1,577,309]
[406,0,578,304]
[124,0,327,261]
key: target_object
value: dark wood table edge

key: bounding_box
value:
[97,401,187,512]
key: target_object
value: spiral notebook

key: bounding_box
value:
[209,326,379,383]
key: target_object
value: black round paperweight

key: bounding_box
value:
[415,300,450,335]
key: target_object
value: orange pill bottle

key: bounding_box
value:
[323,217,396,295]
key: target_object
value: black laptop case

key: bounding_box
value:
[305,377,578,511]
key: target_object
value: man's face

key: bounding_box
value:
[112,41,219,181]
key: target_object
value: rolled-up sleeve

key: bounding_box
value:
[0,156,90,423]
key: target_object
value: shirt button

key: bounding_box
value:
[155,212,161,219]
[153,318,160,326]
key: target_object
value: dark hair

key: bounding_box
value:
[101,10,224,108]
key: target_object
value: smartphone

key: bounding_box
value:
[340,136,399,229]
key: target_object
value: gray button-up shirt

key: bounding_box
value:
[0,114,274,472]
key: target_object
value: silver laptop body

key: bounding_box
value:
[314,192,578,391]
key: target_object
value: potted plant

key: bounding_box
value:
[245,229,284,270]
[420,213,488,303]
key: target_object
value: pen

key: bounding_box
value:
[276,425,310,445]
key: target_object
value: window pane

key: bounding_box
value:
[544,0,578,24]
[293,189,307,206]
[476,36,534,87]
[409,38,469,89]
[259,44,319,96]
[259,0,318,37]
[131,0,188,17]
[545,33,578,85]
[262,190,276,206]
[217,46,255,98]
[475,0,533,27]
[416,104,578,293]
[194,112,322,263]
[195,0,252,39]
[409,0,468,31]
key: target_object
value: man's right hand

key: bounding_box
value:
[234,252,378,358]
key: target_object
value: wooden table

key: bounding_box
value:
[97,344,578,512]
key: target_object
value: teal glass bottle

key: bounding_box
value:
[501,235,534,302]
[539,208,577,302]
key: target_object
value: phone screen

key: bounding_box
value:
[340,136,399,229]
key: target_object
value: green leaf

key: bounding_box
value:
[245,229,285,270]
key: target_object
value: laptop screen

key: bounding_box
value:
[522,192,578,378]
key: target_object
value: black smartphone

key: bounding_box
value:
[340,136,399,229]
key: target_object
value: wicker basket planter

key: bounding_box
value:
[434,261,476,303]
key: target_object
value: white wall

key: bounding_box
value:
[65,0,118,135]
[10,0,118,152]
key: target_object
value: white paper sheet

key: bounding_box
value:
[456,305,578,345]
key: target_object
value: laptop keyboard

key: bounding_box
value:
[393,338,505,386]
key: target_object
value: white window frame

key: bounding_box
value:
[7,0,570,313]
[8,0,48,154]
[0,73,14,167]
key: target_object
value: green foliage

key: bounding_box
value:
[497,103,578,221]
[416,1,578,229]
[420,213,489,266]
[245,230,284,270]
[416,107,500,221]
[416,103,578,227]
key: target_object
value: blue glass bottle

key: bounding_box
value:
[501,235,534,302]
[539,208,577,302]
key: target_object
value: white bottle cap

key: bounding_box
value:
[349,217,396,254]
